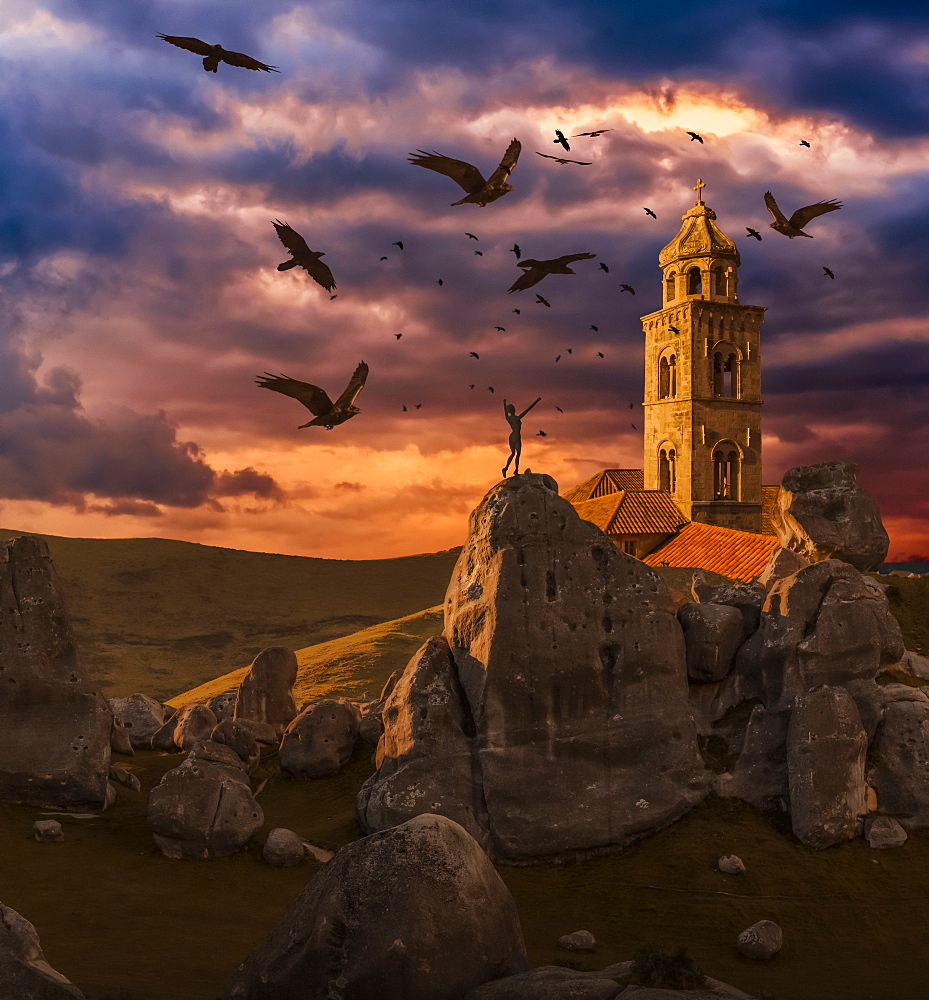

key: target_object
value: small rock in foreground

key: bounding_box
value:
[33,820,65,843]
[718,854,746,874]
[736,920,783,960]
[865,815,908,849]
[557,930,596,951]
[262,828,305,867]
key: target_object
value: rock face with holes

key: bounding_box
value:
[360,475,708,862]
[0,902,86,999]
[279,699,359,779]
[0,536,112,810]
[223,813,527,1000]
[109,694,166,748]
[772,461,889,571]
[234,646,298,738]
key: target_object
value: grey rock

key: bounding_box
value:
[187,740,250,772]
[718,854,746,874]
[108,765,141,793]
[234,646,298,738]
[262,828,305,867]
[108,694,166,748]
[678,603,745,682]
[0,902,86,999]
[756,546,810,591]
[691,574,766,635]
[865,815,907,849]
[356,708,383,746]
[149,713,181,752]
[889,650,929,683]
[172,704,217,750]
[880,683,929,704]
[443,474,708,862]
[844,679,887,742]
[147,755,263,858]
[771,461,889,571]
[231,718,278,745]
[723,705,790,810]
[869,701,929,829]
[465,966,625,1000]
[33,820,65,843]
[223,813,527,1000]
[356,636,486,845]
[208,691,238,722]
[621,982,757,1000]
[280,699,359,780]
[109,717,134,756]
[787,686,867,848]
[558,929,597,951]
[736,919,783,960]
[211,718,259,772]
[0,536,113,810]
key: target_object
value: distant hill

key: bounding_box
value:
[169,606,444,708]
[0,528,460,701]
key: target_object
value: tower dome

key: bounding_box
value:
[659,179,740,268]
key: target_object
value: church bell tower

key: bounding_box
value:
[640,180,766,531]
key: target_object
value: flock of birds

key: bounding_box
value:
[157,32,846,437]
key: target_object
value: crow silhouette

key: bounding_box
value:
[823,266,835,279]
[764,191,843,238]
[465,232,479,240]
[599,263,610,273]
[644,207,657,218]
[157,34,278,72]
[509,252,596,293]
[620,284,635,294]
[511,244,521,259]
[746,228,762,241]
[800,140,811,147]
[687,131,704,143]
[573,129,613,137]
[536,295,551,307]
[272,221,335,291]
[256,363,368,429]
[535,152,591,165]
[409,138,521,206]
[554,130,570,150]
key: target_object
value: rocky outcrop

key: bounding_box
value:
[146,743,263,858]
[172,704,217,750]
[756,546,810,591]
[361,475,708,862]
[234,646,298,737]
[787,686,867,847]
[0,902,86,999]
[772,461,889,571]
[0,536,112,810]
[208,691,237,722]
[678,603,745,682]
[211,719,259,773]
[223,813,527,1000]
[357,636,486,845]
[723,705,790,810]
[108,694,166,749]
[280,699,359,780]
[869,701,929,830]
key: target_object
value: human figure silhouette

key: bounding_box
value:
[502,397,541,477]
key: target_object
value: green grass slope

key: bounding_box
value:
[0,528,460,701]
[169,605,444,708]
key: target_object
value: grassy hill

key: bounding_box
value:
[0,528,460,701]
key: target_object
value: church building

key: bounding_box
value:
[565,181,780,579]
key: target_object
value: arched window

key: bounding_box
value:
[665,272,676,303]
[713,447,740,500]
[687,266,702,295]
[658,356,669,398]
[713,350,740,398]
[659,447,676,492]
[713,267,726,295]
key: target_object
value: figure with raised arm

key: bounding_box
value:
[502,396,541,478]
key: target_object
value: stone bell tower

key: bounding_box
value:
[640,180,766,531]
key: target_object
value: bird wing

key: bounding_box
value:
[789,199,843,230]
[408,151,485,194]
[763,191,789,227]
[508,267,544,293]
[333,362,369,410]
[535,152,591,165]
[573,129,612,137]
[256,373,332,415]
[220,48,279,71]
[554,252,596,266]
[303,257,336,292]
[157,34,214,56]
[272,220,312,258]
[486,138,522,187]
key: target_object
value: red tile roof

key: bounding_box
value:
[562,468,643,503]
[643,521,779,580]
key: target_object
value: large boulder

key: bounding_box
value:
[234,646,298,738]
[678,603,746,682]
[869,701,929,830]
[771,461,889,571]
[356,636,487,845]
[734,560,903,712]
[172,704,217,750]
[109,694,166,748]
[787,686,867,847]
[146,751,263,858]
[722,705,790,810]
[0,902,86,999]
[280,699,359,780]
[223,813,527,1000]
[0,536,112,810]
[441,474,708,862]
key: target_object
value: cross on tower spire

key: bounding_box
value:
[694,178,706,204]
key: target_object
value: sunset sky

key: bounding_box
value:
[1,0,927,560]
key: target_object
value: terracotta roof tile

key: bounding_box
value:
[572,490,686,535]
[562,469,643,503]
[643,521,779,580]
[570,492,627,533]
